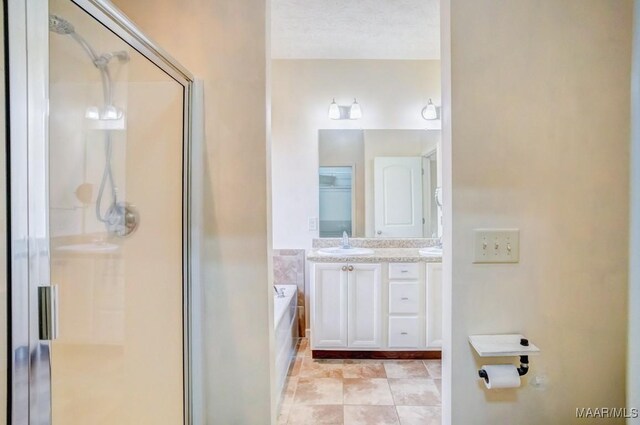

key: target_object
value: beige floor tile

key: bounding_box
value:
[294,378,344,405]
[343,378,394,405]
[299,358,344,378]
[434,379,441,395]
[396,406,441,425]
[289,356,303,377]
[423,360,442,379]
[278,402,292,425]
[282,377,298,405]
[342,361,386,379]
[287,405,344,425]
[388,379,441,406]
[383,361,429,379]
[344,406,400,425]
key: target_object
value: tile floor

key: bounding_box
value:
[278,339,442,425]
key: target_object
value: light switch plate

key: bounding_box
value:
[308,217,318,231]
[473,229,520,263]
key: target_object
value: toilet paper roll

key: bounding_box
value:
[481,365,521,389]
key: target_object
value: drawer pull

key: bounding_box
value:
[401,332,408,335]
[401,270,408,273]
[401,297,410,301]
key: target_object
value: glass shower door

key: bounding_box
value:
[47,1,186,424]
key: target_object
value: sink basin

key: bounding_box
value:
[419,247,442,257]
[317,247,375,256]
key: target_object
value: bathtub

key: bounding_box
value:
[274,285,298,403]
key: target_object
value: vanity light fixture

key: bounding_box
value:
[328,98,341,120]
[422,98,438,120]
[349,98,362,120]
[328,98,363,120]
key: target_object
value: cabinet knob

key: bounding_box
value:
[341,266,348,271]
[377,230,382,235]
[348,265,354,271]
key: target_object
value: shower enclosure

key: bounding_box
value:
[6,0,197,423]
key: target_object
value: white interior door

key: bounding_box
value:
[374,157,423,237]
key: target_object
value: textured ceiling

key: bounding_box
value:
[271,0,440,60]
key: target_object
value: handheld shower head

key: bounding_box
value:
[49,14,75,35]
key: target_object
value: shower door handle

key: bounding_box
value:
[38,285,59,341]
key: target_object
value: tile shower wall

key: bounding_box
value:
[273,250,306,334]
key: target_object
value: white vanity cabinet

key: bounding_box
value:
[425,262,443,348]
[311,260,442,352]
[388,263,422,348]
[311,263,381,348]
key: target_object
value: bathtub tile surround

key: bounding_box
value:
[278,338,442,425]
[273,249,306,334]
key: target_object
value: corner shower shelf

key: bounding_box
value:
[469,334,540,357]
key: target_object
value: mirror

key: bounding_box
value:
[319,129,442,238]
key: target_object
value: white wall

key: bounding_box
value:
[629,1,640,422]
[272,59,441,249]
[0,0,6,417]
[112,1,273,424]
[446,1,632,424]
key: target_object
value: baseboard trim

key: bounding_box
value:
[312,350,442,360]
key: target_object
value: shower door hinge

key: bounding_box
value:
[38,285,59,341]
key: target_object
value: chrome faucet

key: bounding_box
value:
[273,285,285,298]
[342,231,351,249]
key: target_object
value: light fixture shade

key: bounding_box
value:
[85,106,100,120]
[328,98,341,120]
[349,98,362,120]
[422,98,438,120]
[102,105,124,120]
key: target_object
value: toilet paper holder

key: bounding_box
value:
[478,342,529,383]
[468,334,540,385]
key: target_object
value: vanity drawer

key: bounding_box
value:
[389,282,419,314]
[389,263,420,280]
[388,317,419,348]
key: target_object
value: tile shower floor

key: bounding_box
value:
[278,339,442,425]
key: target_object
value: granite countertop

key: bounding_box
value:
[306,247,442,263]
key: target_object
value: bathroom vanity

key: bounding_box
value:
[307,239,442,359]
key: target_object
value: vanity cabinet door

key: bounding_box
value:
[347,264,382,348]
[312,263,348,348]
[426,263,443,348]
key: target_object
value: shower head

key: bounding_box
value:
[49,14,75,35]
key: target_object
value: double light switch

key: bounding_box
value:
[473,229,520,263]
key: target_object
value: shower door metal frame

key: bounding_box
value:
[5,0,197,424]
